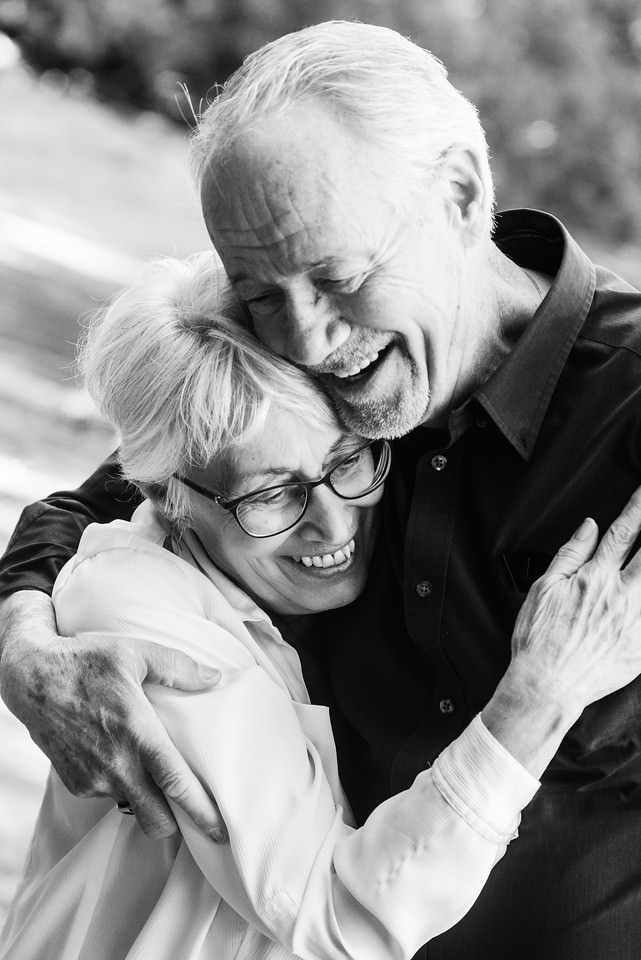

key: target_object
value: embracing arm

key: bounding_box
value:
[0,460,222,840]
[0,451,137,599]
[52,531,539,960]
[153,489,641,959]
[50,488,641,959]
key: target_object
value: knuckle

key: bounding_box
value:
[104,748,143,784]
[526,577,553,603]
[130,789,178,839]
[154,650,179,687]
[138,815,178,840]
[154,769,192,805]
[74,781,110,799]
[574,569,592,593]
[554,543,582,564]
[556,542,578,556]
[100,703,138,743]
[94,748,145,799]
[607,519,634,546]
[64,770,112,798]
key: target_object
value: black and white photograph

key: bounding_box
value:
[1,3,641,958]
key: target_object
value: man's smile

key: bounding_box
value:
[310,332,396,381]
[332,348,385,379]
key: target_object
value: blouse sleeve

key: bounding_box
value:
[52,533,539,960]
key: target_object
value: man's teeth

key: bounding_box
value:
[333,350,382,379]
[298,539,355,568]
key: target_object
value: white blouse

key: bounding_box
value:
[0,503,538,960]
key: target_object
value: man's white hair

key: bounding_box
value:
[79,252,337,523]
[191,19,494,223]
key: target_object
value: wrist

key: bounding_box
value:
[482,666,581,778]
[0,590,59,693]
[1,588,57,621]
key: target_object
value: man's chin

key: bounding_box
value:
[328,386,430,440]
[317,341,429,438]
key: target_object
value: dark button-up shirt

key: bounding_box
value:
[301,210,641,959]
[3,210,641,958]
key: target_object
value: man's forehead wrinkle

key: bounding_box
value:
[253,153,333,247]
[215,212,306,249]
[210,132,390,281]
[211,167,315,254]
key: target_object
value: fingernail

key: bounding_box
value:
[209,828,227,844]
[575,518,594,540]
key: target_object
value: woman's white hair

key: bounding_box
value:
[191,19,494,224]
[79,252,337,523]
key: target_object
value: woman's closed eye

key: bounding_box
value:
[245,486,292,508]
[331,448,368,477]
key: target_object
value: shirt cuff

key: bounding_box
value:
[431,714,540,846]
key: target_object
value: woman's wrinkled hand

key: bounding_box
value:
[511,485,641,713]
[483,485,641,777]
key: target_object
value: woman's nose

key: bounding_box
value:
[300,483,353,545]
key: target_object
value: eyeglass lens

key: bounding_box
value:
[236,442,384,537]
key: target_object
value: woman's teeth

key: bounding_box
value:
[297,539,355,568]
[333,350,382,379]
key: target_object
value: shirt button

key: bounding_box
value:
[416,580,433,598]
[439,698,455,715]
[431,454,447,471]
[476,415,488,429]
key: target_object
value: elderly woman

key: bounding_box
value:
[1,253,639,960]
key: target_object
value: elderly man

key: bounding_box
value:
[2,21,641,960]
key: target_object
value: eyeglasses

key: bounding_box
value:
[175,438,391,538]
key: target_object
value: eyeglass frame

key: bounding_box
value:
[174,437,391,539]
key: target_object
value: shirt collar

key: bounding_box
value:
[176,527,282,633]
[473,209,596,460]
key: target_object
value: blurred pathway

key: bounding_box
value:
[0,208,139,284]
[0,212,120,927]
[0,64,208,927]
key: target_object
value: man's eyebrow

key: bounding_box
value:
[309,257,370,274]
[228,258,369,285]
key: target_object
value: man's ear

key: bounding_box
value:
[439,144,487,246]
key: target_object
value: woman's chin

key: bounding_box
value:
[266,555,368,615]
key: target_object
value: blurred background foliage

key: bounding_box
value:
[3,0,641,242]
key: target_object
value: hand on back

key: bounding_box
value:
[0,591,226,841]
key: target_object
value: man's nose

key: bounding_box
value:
[284,287,350,366]
[300,484,353,545]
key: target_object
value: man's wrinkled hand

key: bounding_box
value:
[0,591,227,842]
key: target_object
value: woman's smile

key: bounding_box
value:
[294,536,356,568]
